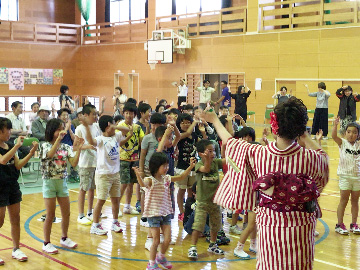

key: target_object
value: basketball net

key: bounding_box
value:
[149,60,161,70]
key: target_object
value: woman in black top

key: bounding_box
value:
[230,85,251,125]
[336,85,360,134]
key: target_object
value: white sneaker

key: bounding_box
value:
[60,238,78,249]
[87,213,93,221]
[314,230,320,237]
[145,238,153,251]
[160,234,164,244]
[322,136,328,140]
[42,243,59,254]
[170,239,176,245]
[123,207,139,215]
[12,249,27,262]
[77,216,92,225]
[249,245,257,253]
[90,224,108,235]
[118,210,123,217]
[230,225,243,235]
[234,246,250,259]
[111,221,123,233]
[140,220,149,227]
[0,257,4,265]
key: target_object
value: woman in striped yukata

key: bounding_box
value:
[203,97,329,270]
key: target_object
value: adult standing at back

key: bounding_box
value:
[272,86,292,104]
[215,81,231,107]
[336,85,360,135]
[230,85,251,125]
[113,87,127,116]
[195,80,218,109]
[6,101,29,159]
[174,79,188,109]
[305,82,330,139]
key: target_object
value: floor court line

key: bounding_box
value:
[0,247,13,251]
[0,233,78,270]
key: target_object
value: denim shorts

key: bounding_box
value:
[147,214,172,228]
[43,179,69,198]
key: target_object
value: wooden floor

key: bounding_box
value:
[1,128,360,270]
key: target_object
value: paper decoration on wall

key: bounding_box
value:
[53,69,63,85]
[0,68,8,84]
[9,68,24,90]
[24,69,44,85]
[43,69,53,85]
[255,78,262,91]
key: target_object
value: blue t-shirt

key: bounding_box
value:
[221,87,231,107]
[61,125,75,146]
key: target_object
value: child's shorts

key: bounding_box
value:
[79,167,96,191]
[192,202,221,233]
[43,179,69,199]
[174,168,196,189]
[339,175,360,191]
[120,161,138,184]
[0,180,22,207]
[147,214,172,227]
[95,172,121,200]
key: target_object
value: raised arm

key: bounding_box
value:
[202,110,232,145]
[171,157,196,182]
[331,117,342,146]
[0,136,23,165]
[15,141,39,170]
[272,91,280,99]
[196,149,211,173]
[46,131,67,158]
[180,120,197,140]
[68,137,85,167]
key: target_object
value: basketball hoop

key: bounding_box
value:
[149,60,161,70]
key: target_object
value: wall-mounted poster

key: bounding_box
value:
[9,68,24,90]
[53,69,63,85]
[24,69,44,84]
[0,68,8,84]
[43,69,53,85]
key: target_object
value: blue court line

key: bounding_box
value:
[24,201,328,263]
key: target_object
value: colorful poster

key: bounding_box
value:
[53,69,63,85]
[43,69,53,85]
[9,68,24,90]
[24,69,44,84]
[0,68,8,84]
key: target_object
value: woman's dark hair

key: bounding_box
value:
[235,127,256,141]
[115,87,123,95]
[318,82,326,90]
[57,108,71,117]
[150,112,166,125]
[168,108,180,116]
[176,113,193,130]
[45,118,63,142]
[347,85,353,91]
[155,126,167,140]
[98,115,114,132]
[280,86,287,92]
[123,102,137,114]
[346,122,360,136]
[31,102,40,109]
[159,99,167,105]
[237,85,245,94]
[60,85,69,94]
[149,152,169,176]
[0,117,12,131]
[219,115,228,127]
[137,103,151,119]
[203,80,210,84]
[274,97,308,140]
[114,115,124,123]
[127,98,137,105]
[155,104,165,112]
[196,139,213,153]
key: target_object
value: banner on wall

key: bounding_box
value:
[9,68,24,90]
[53,69,63,85]
[24,69,44,85]
[0,68,8,84]
[43,69,53,85]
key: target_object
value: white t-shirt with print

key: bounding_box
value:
[95,132,125,175]
[337,138,360,176]
[75,124,101,168]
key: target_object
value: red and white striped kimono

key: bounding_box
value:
[214,139,329,270]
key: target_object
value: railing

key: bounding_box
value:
[82,19,148,45]
[0,20,81,44]
[156,6,247,37]
[260,0,360,32]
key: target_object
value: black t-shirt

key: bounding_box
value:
[177,132,198,170]
[0,143,20,182]
[230,91,251,113]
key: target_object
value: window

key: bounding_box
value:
[87,97,100,111]
[110,0,129,23]
[8,97,25,109]
[24,97,38,111]
[41,97,60,110]
[131,0,146,22]
[0,0,18,21]
[0,97,5,111]
[81,0,96,25]
[201,0,221,13]
[156,0,172,18]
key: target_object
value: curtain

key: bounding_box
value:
[76,0,92,25]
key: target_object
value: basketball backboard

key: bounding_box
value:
[147,39,173,64]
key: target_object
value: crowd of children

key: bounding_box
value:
[0,80,359,270]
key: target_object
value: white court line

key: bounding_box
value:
[314,259,354,270]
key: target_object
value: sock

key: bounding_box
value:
[113,219,118,224]
[13,248,18,252]
[79,213,85,218]
[149,260,155,265]
[190,245,196,248]
[209,241,216,247]
[61,237,67,241]
[157,252,164,259]
[44,242,50,246]
[92,222,99,227]
[87,210,93,215]
[250,239,257,248]
[124,204,130,209]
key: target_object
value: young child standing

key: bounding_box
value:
[332,117,360,235]
[83,115,129,235]
[40,118,84,254]
[0,118,38,264]
[134,153,196,270]
[188,139,225,260]
[75,104,101,225]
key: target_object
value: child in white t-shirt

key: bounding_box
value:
[332,117,360,235]
[83,115,129,235]
[75,104,102,225]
